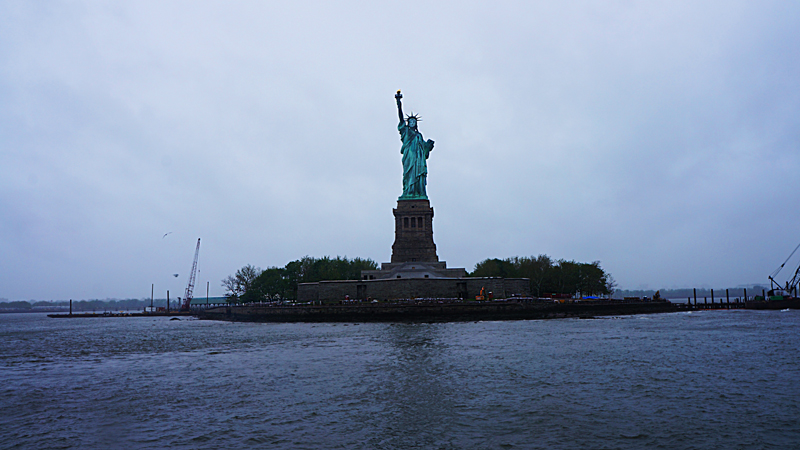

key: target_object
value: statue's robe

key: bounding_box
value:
[398,120,433,199]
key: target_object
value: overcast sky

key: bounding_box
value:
[2,1,800,300]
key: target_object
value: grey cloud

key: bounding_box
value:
[2,1,800,299]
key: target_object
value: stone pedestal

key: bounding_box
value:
[391,199,438,263]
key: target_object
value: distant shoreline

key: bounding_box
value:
[1,309,69,314]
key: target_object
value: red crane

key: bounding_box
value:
[182,238,201,311]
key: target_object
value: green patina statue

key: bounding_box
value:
[395,90,434,200]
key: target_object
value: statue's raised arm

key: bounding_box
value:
[395,90,404,124]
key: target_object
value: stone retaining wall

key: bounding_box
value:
[199,300,678,323]
[298,277,531,303]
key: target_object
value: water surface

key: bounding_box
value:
[1,311,798,449]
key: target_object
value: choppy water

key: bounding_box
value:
[1,310,798,449]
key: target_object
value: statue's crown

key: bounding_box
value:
[405,113,421,122]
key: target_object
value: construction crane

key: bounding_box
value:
[182,238,201,311]
[768,239,800,298]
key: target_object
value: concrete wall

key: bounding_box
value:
[298,277,531,303]
[298,283,320,302]
[199,300,679,323]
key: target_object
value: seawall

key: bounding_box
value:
[197,300,679,323]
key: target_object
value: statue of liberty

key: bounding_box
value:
[395,90,434,200]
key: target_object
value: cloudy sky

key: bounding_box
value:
[2,1,799,300]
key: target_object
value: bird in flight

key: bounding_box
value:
[163,232,173,238]
[173,274,179,278]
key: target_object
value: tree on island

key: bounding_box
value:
[221,264,263,301]
[224,255,612,301]
[471,255,614,298]
[223,256,378,302]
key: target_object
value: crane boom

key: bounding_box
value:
[182,238,201,310]
[769,239,800,298]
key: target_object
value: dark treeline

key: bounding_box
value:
[616,286,769,300]
[223,256,378,302]
[469,255,615,298]
[224,254,614,301]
